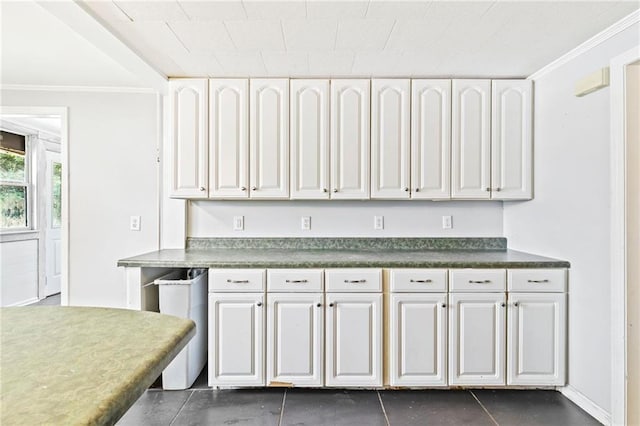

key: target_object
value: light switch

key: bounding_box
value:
[233,216,244,231]
[130,216,141,231]
[442,216,452,229]
[374,216,384,230]
[301,216,311,230]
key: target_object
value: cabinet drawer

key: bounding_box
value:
[325,269,382,292]
[449,269,506,292]
[209,269,265,292]
[267,269,323,292]
[389,269,448,292]
[508,269,567,292]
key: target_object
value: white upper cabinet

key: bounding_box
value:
[169,79,208,199]
[451,79,492,199]
[371,79,411,199]
[290,80,330,200]
[491,80,533,200]
[330,79,370,199]
[250,79,289,199]
[411,80,451,199]
[209,79,249,199]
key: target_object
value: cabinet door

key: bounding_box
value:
[507,293,566,385]
[449,292,506,385]
[390,293,447,386]
[325,292,382,386]
[290,79,330,199]
[169,78,208,198]
[451,79,491,199]
[491,80,533,200]
[411,80,451,199]
[209,79,249,198]
[330,79,370,199]
[371,79,410,199]
[208,293,264,386]
[267,293,323,387]
[250,79,289,199]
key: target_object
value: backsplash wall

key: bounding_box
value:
[188,200,503,238]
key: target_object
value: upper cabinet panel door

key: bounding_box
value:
[169,79,208,199]
[209,79,249,199]
[330,79,370,199]
[491,80,533,200]
[411,80,451,199]
[290,80,330,200]
[371,79,411,199]
[250,79,290,199]
[451,79,491,199]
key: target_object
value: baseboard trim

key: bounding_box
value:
[559,385,610,425]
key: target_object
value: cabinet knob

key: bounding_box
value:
[415,188,420,192]
[495,187,501,192]
[329,303,334,307]
[404,187,409,192]
[441,303,446,308]
[500,302,506,307]
[256,302,262,307]
[485,187,491,192]
[317,303,322,307]
[333,188,338,193]
[199,187,205,191]
[251,186,257,191]
[514,302,519,307]
[241,186,246,191]
[323,188,328,193]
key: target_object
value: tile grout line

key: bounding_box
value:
[470,390,500,426]
[376,390,391,426]
[169,390,195,426]
[277,389,287,426]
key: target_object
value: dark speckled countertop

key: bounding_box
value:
[118,238,570,269]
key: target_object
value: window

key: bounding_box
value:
[0,131,29,230]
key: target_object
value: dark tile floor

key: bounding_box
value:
[29,293,61,306]
[118,368,601,426]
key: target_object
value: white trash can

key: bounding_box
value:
[155,269,208,390]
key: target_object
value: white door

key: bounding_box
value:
[507,292,566,385]
[491,79,533,200]
[169,78,208,198]
[451,79,491,199]
[371,79,411,199]
[250,79,289,199]
[330,79,370,199]
[389,293,447,386]
[449,292,506,385]
[411,80,451,199]
[325,292,382,387]
[290,79,330,199]
[208,293,265,386]
[45,151,62,296]
[209,79,249,198]
[267,293,323,386]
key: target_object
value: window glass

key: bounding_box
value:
[0,185,27,228]
[52,162,62,228]
[0,148,25,182]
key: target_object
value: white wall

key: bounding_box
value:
[189,200,503,237]
[504,23,640,415]
[0,238,38,306]
[1,89,160,308]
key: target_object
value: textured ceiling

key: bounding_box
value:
[81,0,640,78]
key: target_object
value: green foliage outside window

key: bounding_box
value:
[1,149,27,229]
[52,162,62,228]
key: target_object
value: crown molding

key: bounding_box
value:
[528,9,640,80]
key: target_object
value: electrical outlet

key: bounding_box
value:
[130,216,141,231]
[442,215,452,229]
[301,216,311,230]
[374,216,384,230]
[233,216,244,231]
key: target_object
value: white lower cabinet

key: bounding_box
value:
[507,292,566,385]
[208,292,265,386]
[325,292,383,387]
[449,292,506,385]
[389,293,447,386]
[266,293,324,387]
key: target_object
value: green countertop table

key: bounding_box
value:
[0,306,195,426]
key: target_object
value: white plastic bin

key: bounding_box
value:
[155,269,208,390]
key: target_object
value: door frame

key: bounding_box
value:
[0,106,69,306]
[610,45,640,426]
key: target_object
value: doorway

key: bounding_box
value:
[0,107,68,306]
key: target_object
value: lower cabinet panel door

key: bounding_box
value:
[507,293,567,385]
[325,293,382,387]
[449,293,506,385]
[266,293,323,386]
[208,293,265,386]
[390,293,447,386]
